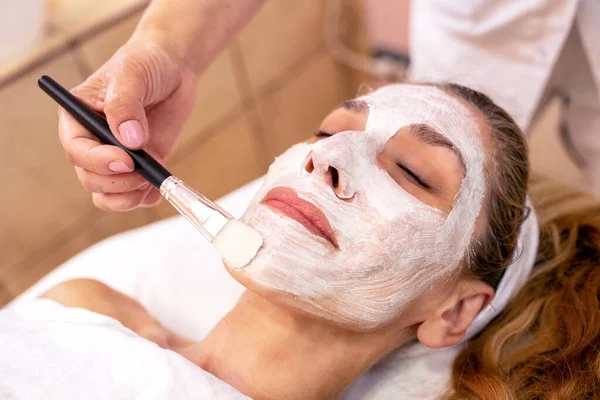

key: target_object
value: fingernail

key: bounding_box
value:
[108,160,133,173]
[118,120,145,148]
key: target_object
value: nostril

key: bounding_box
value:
[304,157,314,173]
[329,167,339,188]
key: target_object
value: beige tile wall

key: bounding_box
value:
[256,50,357,157]
[48,0,146,38]
[0,54,91,277]
[238,1,327,97]
[0,0,363,306]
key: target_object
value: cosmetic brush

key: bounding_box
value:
[38,75,262,269]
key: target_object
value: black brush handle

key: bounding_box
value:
[38,75,171,189]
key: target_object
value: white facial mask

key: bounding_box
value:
[238,85,485,329]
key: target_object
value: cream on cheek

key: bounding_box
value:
[237,85,485,329]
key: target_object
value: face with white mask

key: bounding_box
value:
[225,84,489,330]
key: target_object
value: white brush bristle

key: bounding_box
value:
[212,219,263,269]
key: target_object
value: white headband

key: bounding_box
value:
[396,197,539,359]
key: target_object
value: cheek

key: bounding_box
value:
[373,215,422,243]
[376,207,449,273]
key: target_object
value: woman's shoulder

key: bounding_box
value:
[0,298,250,399]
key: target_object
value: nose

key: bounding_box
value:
[303,150,354,200]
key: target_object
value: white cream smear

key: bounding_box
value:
[239,85,485,329]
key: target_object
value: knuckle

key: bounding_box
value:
[70,86,83,96]
[77,168,102,193]
[71,81,94,98]
[72,78,107,110]
[85,145,106,174]
[104,96,130,117]
[112,177,137,193]
[79,176,99,193]
[64,151,77,166]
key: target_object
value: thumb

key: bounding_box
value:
[103,71,150,150]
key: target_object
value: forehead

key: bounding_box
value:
[357,84,480,147]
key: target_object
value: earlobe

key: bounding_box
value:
[416,281,494,349]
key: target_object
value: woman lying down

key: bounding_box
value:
[2,83,600,399]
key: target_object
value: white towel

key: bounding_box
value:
[0,298,250,400]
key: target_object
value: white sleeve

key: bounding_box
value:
[0,299,250,400]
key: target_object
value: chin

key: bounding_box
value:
[222,259,397,332]
[222,259,326,320]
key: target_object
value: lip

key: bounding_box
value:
[262,187,339,248]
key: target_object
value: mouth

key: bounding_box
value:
[262,186,339,248]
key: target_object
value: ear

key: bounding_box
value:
[356,82,374,96]
[416,280,494,348]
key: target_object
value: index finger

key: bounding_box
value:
[58,95,134,175]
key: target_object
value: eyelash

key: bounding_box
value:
[315,131,431,191]
[397,163,431,190]
[314,130,333,138]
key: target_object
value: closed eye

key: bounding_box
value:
[314,130,333,138]
[397,163,431,191]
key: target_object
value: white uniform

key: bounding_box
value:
[410,0,600,193]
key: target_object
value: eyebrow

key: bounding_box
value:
[408,123,466,174]
[335,99,369,114]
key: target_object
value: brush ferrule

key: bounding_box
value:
[160,176,233,241]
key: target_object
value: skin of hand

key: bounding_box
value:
[58,39,198,211]
[57,0,266,211]
[41,279,195,350]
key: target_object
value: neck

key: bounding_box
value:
[179,291,415,400]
